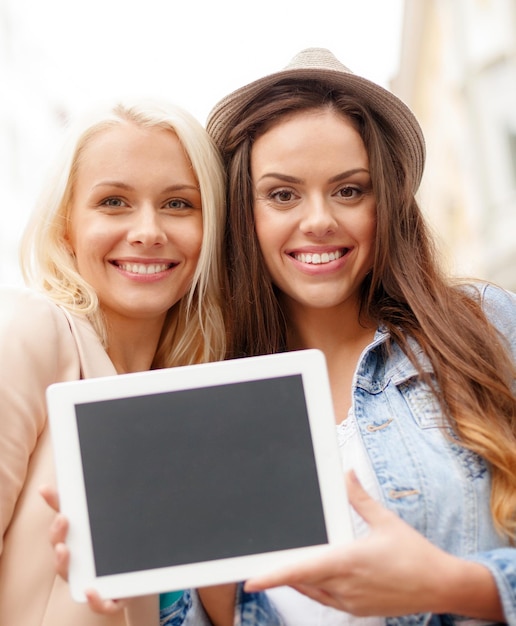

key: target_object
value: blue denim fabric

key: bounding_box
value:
[161,584,285,626]
[160,283,516,625]
[236,586,284,625]
[160,591,191,626]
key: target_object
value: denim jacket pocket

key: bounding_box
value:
[397,376,445,429]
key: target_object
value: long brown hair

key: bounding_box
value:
[215,79,516,541]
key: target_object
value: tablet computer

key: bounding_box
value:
[46,349,353,602]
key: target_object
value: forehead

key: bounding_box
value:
[258,105,359,138]
[251,108,368,170]
[73,122,197,186]
[79,122,182,162]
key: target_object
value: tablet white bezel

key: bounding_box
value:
[46,348,353,602]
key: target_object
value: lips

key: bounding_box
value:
[291,248,346,265]
[111,261,176,275]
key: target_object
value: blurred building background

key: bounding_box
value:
[1,0,515,289]
[393,0,516,290]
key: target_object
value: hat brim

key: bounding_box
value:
[207,66,425,191]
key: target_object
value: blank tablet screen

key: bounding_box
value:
[48,349,354,601]
[75,374,327,577]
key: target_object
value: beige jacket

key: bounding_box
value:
[0,286,158,626]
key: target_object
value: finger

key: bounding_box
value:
[244,548,336,592]
[244,572,291,592]
[345,470,391,527]
[55,542,70,581]
[39,484,60,512]
[85,589,126,614]
[49,513,69,547]
[244,564,308,591]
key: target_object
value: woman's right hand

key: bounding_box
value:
[244,471,503,620]
[39,484,127,615]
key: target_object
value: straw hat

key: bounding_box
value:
[207,47,426,191]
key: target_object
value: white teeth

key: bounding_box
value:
[118,263,170,275]
[293,250,344,265]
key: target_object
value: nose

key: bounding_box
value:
[127,206,167,247]
[299,196,338,237]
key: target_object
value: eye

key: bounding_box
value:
[274,190,292,202]
[164,198,193,210]
[337,185,362,200]
[101,197,126,207]
[269,188,298,203]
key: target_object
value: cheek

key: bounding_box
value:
[254,226,277,269]
[189,242,202,269]
[74,232,107,253]
[69,226,114,268]
[254,210,281,253]
[255,229,284,284]
[359,217,377,267]
[361,220,376,248]
[353,208,376,245]
[180,220,204,263]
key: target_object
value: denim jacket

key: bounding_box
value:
[161,283,516,626]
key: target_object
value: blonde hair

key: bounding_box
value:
[20,99,226,367]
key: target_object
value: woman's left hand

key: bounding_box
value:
[40,484,128,615]
[244,471,502,619]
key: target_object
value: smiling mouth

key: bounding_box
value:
[291,249,346,265]
[112,262,176,275]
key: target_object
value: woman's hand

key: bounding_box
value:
[39,484,127,615]
[244,471,503,620]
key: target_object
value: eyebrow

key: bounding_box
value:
[328,168,370,184]
[256,168,370,185]
[92,181,200,193]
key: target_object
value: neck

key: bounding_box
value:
[285,299,375,353]
[284,300,376,423]
[103,313,165,374]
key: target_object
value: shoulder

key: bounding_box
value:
[0,284,60,315]
[0,285,79,372]
[462,280,515,306]
[479,282,516,316]
[462,281,516,356]
[0,287,82,453]
[464,281,516,326]
[0,285,71,335]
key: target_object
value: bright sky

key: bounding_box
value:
[10,0,404,124]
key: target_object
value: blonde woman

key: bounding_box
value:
[0,99,226,626]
